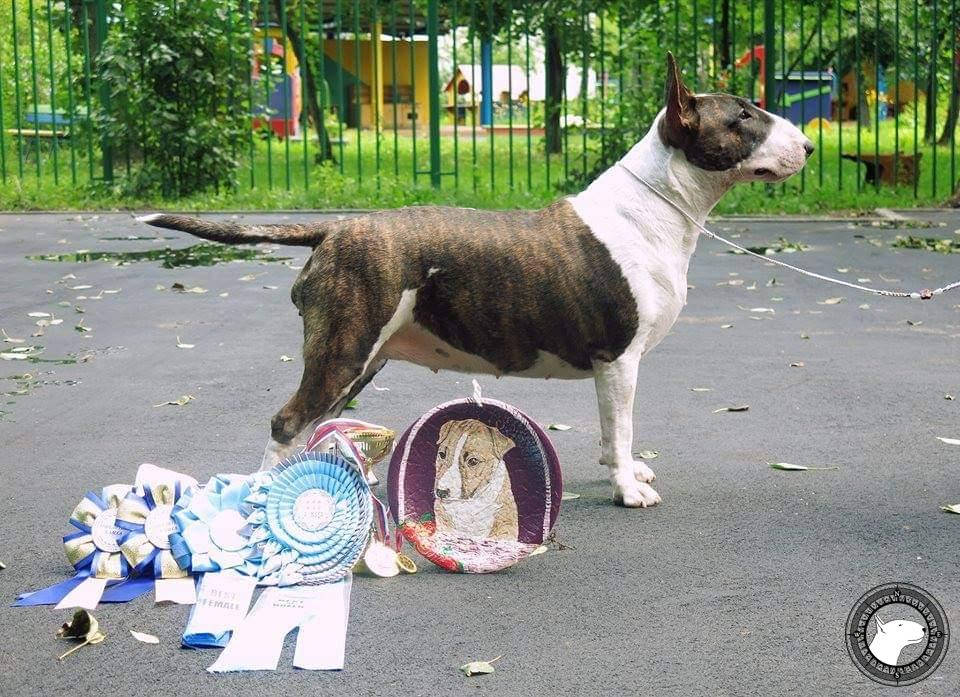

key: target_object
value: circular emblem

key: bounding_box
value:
[208,509,247,552]
[144,504,177,549]
[292,489,335,531]
[388,397,562,574]
[90,509,124,552]
[845,582,949,686]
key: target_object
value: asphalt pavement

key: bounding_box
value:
[1,209,960,696]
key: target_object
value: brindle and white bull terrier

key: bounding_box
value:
[140,53,813,508]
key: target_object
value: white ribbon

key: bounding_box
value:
[208,575,353,672]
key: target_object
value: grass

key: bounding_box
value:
[0,115,957,214]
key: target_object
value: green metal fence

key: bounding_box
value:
[0,0,958,212]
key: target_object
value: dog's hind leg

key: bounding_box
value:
[594,355,661,508]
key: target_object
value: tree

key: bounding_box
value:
[270,0,334,163]
[96,0,248,196]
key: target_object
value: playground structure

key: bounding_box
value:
[252,26,303,138]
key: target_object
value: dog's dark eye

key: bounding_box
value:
[738,108,752,121]
[467,457,479,467]
[438,449,447,459]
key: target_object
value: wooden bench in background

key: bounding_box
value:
[841,152,922,186]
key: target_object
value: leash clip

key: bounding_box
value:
[920,289,934,300]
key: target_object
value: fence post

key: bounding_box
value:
[763,0,776,115]
[94,0,113,181]
[427,0,441,188]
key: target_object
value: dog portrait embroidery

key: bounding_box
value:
[432,419,518,541]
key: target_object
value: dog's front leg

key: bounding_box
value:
[594,356,662,508]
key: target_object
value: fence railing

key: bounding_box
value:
[0,0,957,212]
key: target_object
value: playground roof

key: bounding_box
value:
[314,2,447,36]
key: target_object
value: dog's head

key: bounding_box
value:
[658,52,813,183]
[434,419,515,500]
[875,616,927,647]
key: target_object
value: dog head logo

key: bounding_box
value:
[434,419,515,501]
[845,582,949,687]
[869,616,927,666]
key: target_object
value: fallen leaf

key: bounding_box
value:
[636,450,658,460]
[57,609,106,660]
[460,655,501,677]
[945,395,955,401]
[528,545,548,556]
[102,289,121,295]
[262,285,278,290]
[936,437,960,446]
[219,292,229,298]
[560,492,581,501]
[0,560,5,569]
[1,352,29,360]
[906,320,922,326]
[371,382,390,391]
[738,306,775,314]
[171,283,207,294]
[68,285,92,290]
[859,304,871,310]
[689,387,713,392]
[790,362,805,368]
[800,333,810,340]
[130,630,159,645]
[345,398,359,410]
[1,329,25,344]
[818,297,844,305]
[239,272,265,282]
[176,336,194,349]
[153,395,195,407]
[74,320,91,334]
[721,324,733,329]
[280,355,294,362]
[547,423,571,431]
[768,462,839,471]
[836,267,850,273]
[27,311,50,318]
[940,504,960,515]
[713,405,750,413]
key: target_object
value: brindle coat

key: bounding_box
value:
[145,202,638,444]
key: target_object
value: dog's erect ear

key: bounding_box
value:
[875,616,887,634]
[660,51,698,149]
[487,426,516,459]
[438,420,459,445]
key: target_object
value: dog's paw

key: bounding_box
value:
[612,479,662,508]
[633,460,656,483]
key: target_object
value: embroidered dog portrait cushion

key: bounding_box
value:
[388,398,562,573]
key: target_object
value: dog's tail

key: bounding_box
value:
[137,213,330,246]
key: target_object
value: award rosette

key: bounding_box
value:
[388,396,563,574]
[116,464,199,604]
[171,473,257,648]
[14,484,134,609]
[244,451,373,585]
[207,451,372,672]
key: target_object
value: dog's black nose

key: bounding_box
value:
[803,139,815,158]
[435,487,449,500]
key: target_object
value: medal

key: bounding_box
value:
[356,540,400,577]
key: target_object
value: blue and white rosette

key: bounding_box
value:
[171,473,258,648]
[244,451,373,586]
[169,474,254,574]
[208,452,372,672]
[116,464,199,604]
[14,484,134,609]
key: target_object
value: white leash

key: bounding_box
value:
[618,162,960,301]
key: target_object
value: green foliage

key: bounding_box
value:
[95,0,249,197]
